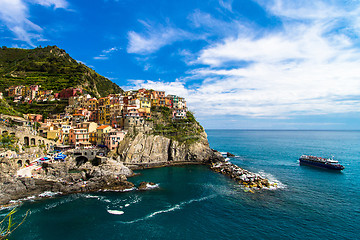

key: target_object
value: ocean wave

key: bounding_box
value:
[38,191,62,198]
[101,187,136,192]
[121,195,215,224]
[9,195,36,204]
[142,183,159,190]
[82,194,111,203]
[258,170,287,190]
[115,195,142,209]
[44,195,80,210]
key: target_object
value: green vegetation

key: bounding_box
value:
[150,106,204,144]
[8,99,68,119]
[0,98,21,117]
[0,208,29,240]
[0,132,19,152]
[0,46,123,97]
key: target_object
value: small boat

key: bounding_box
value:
[299,155,344,170]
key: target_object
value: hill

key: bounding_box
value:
[150,106,204,144]
[0,98,21,116]
[0,46,122,98]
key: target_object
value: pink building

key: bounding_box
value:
[29,85,40,91]
[27,114,43,122]
[69,128,89,147]
[104,129,127,150]
[58,88,82,99]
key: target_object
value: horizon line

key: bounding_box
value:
[205,129,360,131]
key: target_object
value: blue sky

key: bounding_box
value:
[1,0,360,129]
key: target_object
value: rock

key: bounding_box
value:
[0,155,135,206]
[117,132,223,167]
[209,160,272,191]
[138,181,158,191]
[227,152,235,157]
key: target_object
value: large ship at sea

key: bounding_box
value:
[299,155,345,170]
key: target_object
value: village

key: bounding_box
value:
[1,85,188,151]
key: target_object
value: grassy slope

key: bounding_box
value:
[0,98,21,116]
[150,106,204,144]
[0,46,123,97]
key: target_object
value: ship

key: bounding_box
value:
[299,155,345,170]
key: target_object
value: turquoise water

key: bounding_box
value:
[3,130,360,239]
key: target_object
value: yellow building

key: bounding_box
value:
[98,105,111,125]
[89,132,97,145]
[47,129,60,141]
[87,98,98,111]
[140,97,151,109]
[96,125,112,145]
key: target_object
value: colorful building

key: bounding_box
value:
[58,88,82,99]
[104,129,127,150]
[96,125,112,145]
[69,128,89,147]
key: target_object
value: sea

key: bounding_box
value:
[2,130,360,240]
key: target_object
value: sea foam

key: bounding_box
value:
[121,195,215,224]
[258,170,286,189]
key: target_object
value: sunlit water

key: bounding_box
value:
[3,130,360,239]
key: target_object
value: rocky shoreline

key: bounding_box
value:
[0,156,149,208]
[0,157,275,208]
[0,130,275,208]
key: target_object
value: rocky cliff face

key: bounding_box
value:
[117,131,223,168]
[0,157,134,205]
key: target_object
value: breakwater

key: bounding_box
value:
[210,160,276,191]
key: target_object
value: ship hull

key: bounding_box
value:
[299,158,344,170]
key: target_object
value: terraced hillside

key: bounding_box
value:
[0,46,122,98]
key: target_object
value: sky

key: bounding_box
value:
[1,0,360,129]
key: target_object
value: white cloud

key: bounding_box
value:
[102,46,119,54]
[0,0,68,46]
[93,46,119,60]
[127,21,192,54]
[126,0,360,118]
[93,55,108,60]
[30,0,68,9]
[181,0,360,118]
[123,79,191,99]
[256,0,347,21]
[218,0,233,12]
[188,10,245,39]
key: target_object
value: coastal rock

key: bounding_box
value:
[210,161,275,191]
[227,152,235,157]
[117,132,223,168]
[0,155,135,205]
[138,181,158,191]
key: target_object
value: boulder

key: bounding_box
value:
[138,181,158,191]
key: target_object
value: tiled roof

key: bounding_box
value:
[97,125,111,129]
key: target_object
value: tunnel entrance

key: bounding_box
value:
[75,156,88,166]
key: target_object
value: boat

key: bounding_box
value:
[299,155,345,170]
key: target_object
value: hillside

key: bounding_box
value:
[0,46,123,98]
[0,98,21,116]
[150,106,204,144]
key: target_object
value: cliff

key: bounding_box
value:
[0,155,135,205]
[117,130,223,168]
